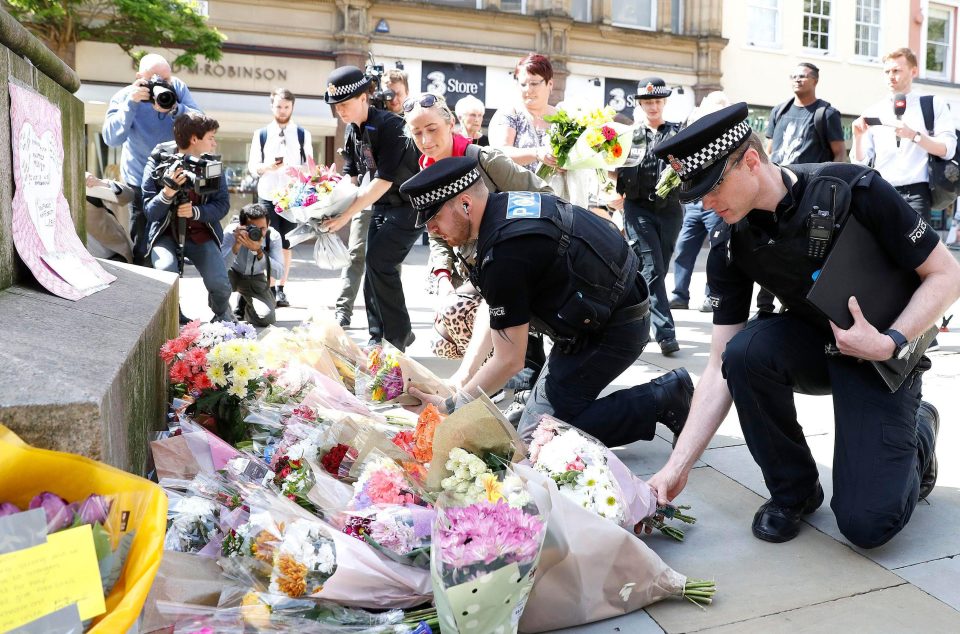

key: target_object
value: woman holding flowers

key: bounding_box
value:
[403,92,552,392]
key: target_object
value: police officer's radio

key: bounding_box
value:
[806,183,837,259]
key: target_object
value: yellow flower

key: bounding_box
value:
[229,383,248,399]
[479,472,504,503]
[208,364,227,387]
[233,363,254,383]
[585,129,604,148]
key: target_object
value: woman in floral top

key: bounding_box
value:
[489,53,561,174]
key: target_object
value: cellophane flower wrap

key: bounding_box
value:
[338,503,435,569]
[160,321,258,400]
[356,344,405,404]
[528,415,657,528]
[536,105,634,179]
[349,452,430,511]
[271,162,357,224]
[431,469,548,634]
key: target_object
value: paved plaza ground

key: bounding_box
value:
[178,237,960,633]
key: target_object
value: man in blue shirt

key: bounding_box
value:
[102,54,201,265]
[221,203,285,326]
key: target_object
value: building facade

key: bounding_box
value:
[75,0,726,206]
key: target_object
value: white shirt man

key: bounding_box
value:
[246,88,314,307]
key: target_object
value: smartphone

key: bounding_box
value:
[863,117,883,126]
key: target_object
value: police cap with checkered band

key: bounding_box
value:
[400,156,482,228]
[324,66,373,104]
[653,101,752,203]
[635,76,672,100]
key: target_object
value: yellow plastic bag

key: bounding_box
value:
[0,425,167,633]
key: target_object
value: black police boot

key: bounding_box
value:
[504,390,531,427]
[918,401,940,500]
[651,368,694,446]
[752,482,824,543]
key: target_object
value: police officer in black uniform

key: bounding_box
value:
[647,103,960,548]
[321,66,422,351]
[399,156,695,448]
[616,77,684,355]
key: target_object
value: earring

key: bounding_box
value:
[462,203,469,215]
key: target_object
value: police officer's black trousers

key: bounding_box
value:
[363,205,421,351]
[623,200,681,343]
[722,313,935,549]
[517,314,660,447]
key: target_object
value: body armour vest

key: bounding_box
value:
[346,107,420,206]
[473,192,640,339]
[724,163,874,329]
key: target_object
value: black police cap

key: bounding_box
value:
[635,76,672,100]
[653,102,752,203]
[400,156,481,228]
[325,66,372,104]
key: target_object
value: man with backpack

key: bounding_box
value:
[647,102,959,549]
[247,87,314,308]
[851,48,956,224]
[766,63,846,165]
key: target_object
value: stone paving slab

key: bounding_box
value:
[549,610,665,634]
[642,467,903,633]
[895,556,960,612]
[699,584,960,633]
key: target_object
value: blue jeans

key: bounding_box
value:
[151,235,233,322]
[671,201,723,303]
[517,314,660,447]
[623,199,682,342]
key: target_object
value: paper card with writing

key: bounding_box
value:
[9,81,115,300]
[0,524,106,630]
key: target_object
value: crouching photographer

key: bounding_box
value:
[222,203,285,326]
[142,111,233,323]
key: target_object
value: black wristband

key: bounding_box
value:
[443,395,457,415]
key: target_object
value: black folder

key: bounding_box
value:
[806,214,935,391]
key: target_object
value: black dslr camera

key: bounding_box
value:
[145,74,178,110]
[244,225,264,241]
[365,53,402,110]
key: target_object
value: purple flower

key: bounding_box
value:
[28,492,74,532]
[0,502,21,518]
[437,500,544,569]
[77,494,111,526]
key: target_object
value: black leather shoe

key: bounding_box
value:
[652,368,694,446]
[234,297,247,321]
[669,298,689,310]
[275,289,290,308]
[335,311,350,328]
[918,401,940,500]
[752,484,824,543]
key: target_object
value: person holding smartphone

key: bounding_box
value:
[247,87,314,308]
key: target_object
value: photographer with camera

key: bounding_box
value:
[222,203,285,327]
[103,53,201,266]
[382,68,409,115]
[322,65,422,351]
[142,112,232,323]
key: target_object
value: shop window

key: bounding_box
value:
[572,0,592,22]
[802,0,832,53]
[747,0,781,49]
[854,0,881,60]
[429,0,481,8]
[500,0,526,13]
[926,5,954,80]
[671,0,683,33]
[612,0,655,30]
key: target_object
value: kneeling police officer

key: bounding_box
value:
[400,156,694,448]
[647,102,960,548]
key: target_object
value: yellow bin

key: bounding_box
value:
[0,425,167,632]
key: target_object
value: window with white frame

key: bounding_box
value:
[746,0,781,49]
[926,5,954,79]
[802,0,832,52]
[612,0,655,30]
[572,0,592,22]
[854,0,881,59]
[671,0,683,34]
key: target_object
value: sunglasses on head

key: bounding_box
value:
[403,94,441,113]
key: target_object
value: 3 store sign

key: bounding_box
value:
[421,61,486,104]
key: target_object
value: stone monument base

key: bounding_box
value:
[0,261,177,475]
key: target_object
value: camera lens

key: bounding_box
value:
[153,88,178,110]
[246,225,263,241]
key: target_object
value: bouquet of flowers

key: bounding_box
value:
[271,162,356,224]
[431,480,548,634]
[355,344,456,409]
[438,448,527,507]
[536,105,635,180]
[529,415,694,539]
[160,320,258,400]
[163,489,222,554]
[360,345,404,403]
[268,518,338,598]
[339,504,435,569]
[349,453,429,511]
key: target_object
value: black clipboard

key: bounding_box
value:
[806,214,935,391]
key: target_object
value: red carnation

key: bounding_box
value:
[321,443,352,475]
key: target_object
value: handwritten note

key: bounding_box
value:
[0,524,106,631]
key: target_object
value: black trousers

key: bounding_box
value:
[895,182,933,223]
[363,205,421,351]
[721,312,934,549]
